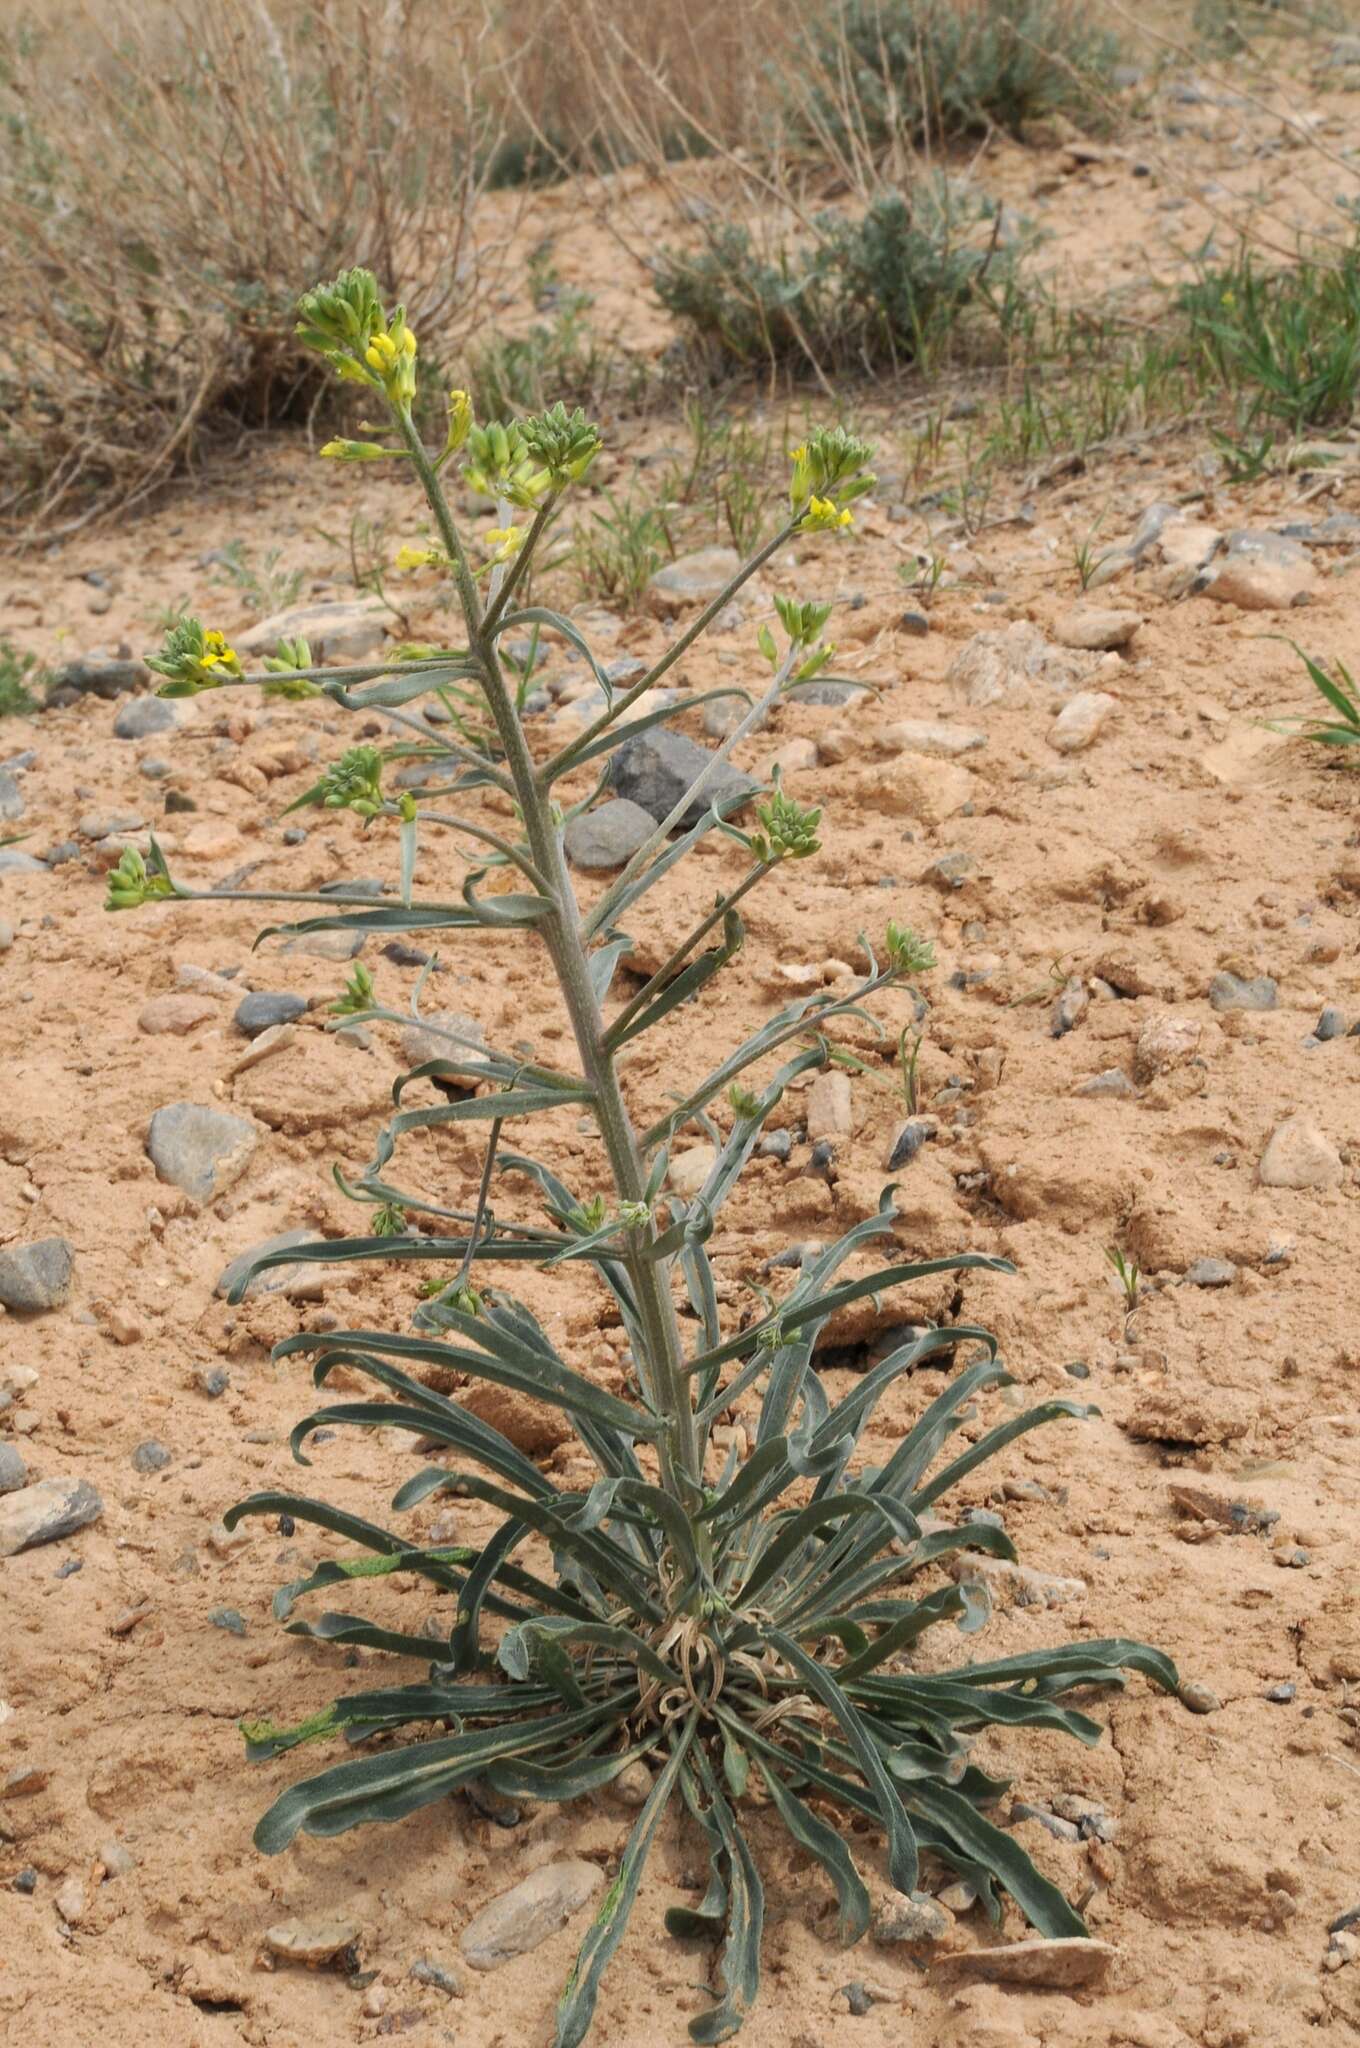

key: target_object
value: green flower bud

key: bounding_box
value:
[463,420,548,507]
[789,425,875,513]
[261,636,319,700]
[728,1085,763,1119]
[749,773,822,864]
[518,402,601,486]
[104,842,180,913]
[286,745,386,822]
[329,961,376,1016]
[370,1202,408,1237]
[773,595,834,646]
[885,921,936,977]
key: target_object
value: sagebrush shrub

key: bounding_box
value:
[110,268,1176,2045]
[655,185,1016,376]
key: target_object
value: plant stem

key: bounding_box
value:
[395,409,708,1553]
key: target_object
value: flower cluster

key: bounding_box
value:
[885,921,936,977]
[749,774,823,864]
[147,617,242,697]
[104,843,180,913]
[329,962,376,1016]
[789,426,875,535]
[518,402,601,486]
[261,635,319,700]
[295,268,418,404]
[286,745,387,824]
[462,420,548,509]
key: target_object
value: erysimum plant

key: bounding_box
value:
[111,267,1176,2046]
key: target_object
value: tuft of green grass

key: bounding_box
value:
[0,640,42,717]
[1105,1245,1142,1314]
[1271,643,1360,751]
[571,486,676,607]
[1181,246,1360,435]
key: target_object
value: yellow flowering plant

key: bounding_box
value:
[114,266,1177,2048]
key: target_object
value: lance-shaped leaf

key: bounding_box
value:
[754,1754,870,1945]
[763,1628,918,1895]
[687,1751,764,2046]
[605,907,746,1053]
[554,1716,698,2048]
[908,1779,1088,1939]
[255,1701,616,1854]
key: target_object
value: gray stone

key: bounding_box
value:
[46,656,147,703]
[195,1365,230,1397]
[410,1957,462,1997]
[0,1444,28,1493]
[238,597,388,662]
[130,1440,172,1474]
[147,1103,259,1201]
[1073,1068,1137,1099]
[234,990,307,1038]
[946,621,1097,707]
[646,546,742,614]
[459,1858,602,1971]
[885,1119,935,1170]
[0,1238,74,1312]
[1178,1679,1221,1714]
[399,1010,489,1077]
[1051,978,1089,1036]
[563,798,655,871]
[112,696,186,740]
[0,1476,103,1557]
[1316,1005,1347,1041]
[209,1606,247,1635]
[279,929,365,961]
[1184,1257,1236,1288]
[877,719,986,758]
[0,772,23,823]
[608,728,756,830]
[784,679,859,707]
[1209,971,1277,1013]
[873,1890,952,1945]
[758,1130,792,1162]
[0,850,45,875]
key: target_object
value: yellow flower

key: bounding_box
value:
[798,496,854,535]
[364,319,418,401]
[395,544,439,572]
[199,629,241,672]
[484,525,527,564]
[444,388,473,457]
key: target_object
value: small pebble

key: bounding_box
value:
[410,1957,462,1997]
[210,1607,247,1636]
[1265,1682,1295,1704]
[1316,1005,1347,1041]
[195,1366,229,1398]
[758,1130,792,1162]
[1179,1680,1221,1714]
[130,1440,172,1474]
[14,1868,37,1894]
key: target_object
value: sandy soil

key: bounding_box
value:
[4,62,1360,2048]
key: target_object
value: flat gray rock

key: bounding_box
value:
[460,1859,602,1972]
[647,546,741,613]
[279,930,365,961]
[0,849,45,875]
[0,1237,74,1312]
[47,656,147,704]
[238,597,387,662]
[112,696,187,740]
[608,728,756,830]
[234,991,307,1038]
[1209,971,1276,1013]
[0,1444,28,1494]
[147,1103,259,1201]
[563,798,655,870]
[1184,1257,1237,1288]
[0,771,23,822]
[0,1476,103,1558]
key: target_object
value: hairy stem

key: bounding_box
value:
[396,409,708,1555]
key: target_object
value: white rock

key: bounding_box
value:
[460,1859,602,1971]
[669,1146,717,1200]
[806,1071,852,1140]
[1259,1116,1343,1191]
[873,719,986,758]
[1052,607,1140,651]
[55,1878,87,1926]
[946,622,1096,707]
[1202,532,1317,611]
[0,1476,103,1557]
[238,597,388,661]
[1135,1014,1201,1082]
[265,1914,362,1965]
[946,1553,1087,1610]
[1047,690,1118,753]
